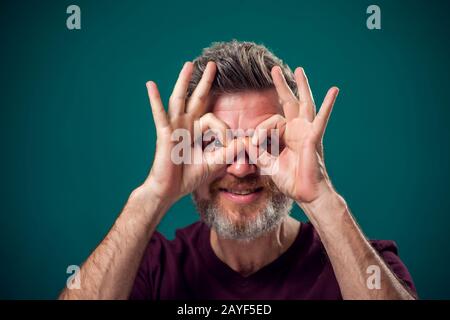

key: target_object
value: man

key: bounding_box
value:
[59,40,417,300]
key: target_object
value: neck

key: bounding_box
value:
[210,216,301,277]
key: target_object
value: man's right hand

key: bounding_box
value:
[140,61,237,208]
[59,61,238,300]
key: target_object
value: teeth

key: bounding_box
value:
[228,189,254,195]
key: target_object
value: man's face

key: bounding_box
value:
[192,89,293,240]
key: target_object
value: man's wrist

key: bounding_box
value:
[127,184,174,220]
[296,184,349,229]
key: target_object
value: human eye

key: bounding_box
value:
[203,136,223,152]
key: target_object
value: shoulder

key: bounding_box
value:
[306,222,417,296]
[143,221,208,263]
[369,239,399,254]
[305,221,400,255]
[130,221,209,299]
[150,220,207,246]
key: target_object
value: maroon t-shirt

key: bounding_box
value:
[130,221,416,299]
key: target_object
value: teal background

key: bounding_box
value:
[1,0,449,299]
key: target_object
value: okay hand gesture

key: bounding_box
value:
[252,66,339,203]
[144,62,239,204]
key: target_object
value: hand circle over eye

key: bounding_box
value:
[244,66,339,202]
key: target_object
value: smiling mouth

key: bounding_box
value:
[218,187,264,204]
[219,187,263,195]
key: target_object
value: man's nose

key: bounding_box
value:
[226,160,257,178]
[226,137,257,178]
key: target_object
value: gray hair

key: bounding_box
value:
[187,40,298,98]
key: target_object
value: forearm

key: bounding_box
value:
[299,189,415,300]
[59,186,171,300]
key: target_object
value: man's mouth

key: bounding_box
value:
[218,187,264,204]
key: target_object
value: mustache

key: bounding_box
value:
[210,174,277,192]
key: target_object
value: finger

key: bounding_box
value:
[186,61,217,117]
[168,62,194,118]
[255,149,279,176]
[251,114,286,146]
[244,136,260,167]
[199,112,229,145]
[271,66,298,120]
[294,67,315,121]
[146,81,169,131]
[205,138,245,170]
[314,87,339,136]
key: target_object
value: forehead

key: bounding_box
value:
[209,89,282,130]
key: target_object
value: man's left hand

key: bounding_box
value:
[251,66,339,204]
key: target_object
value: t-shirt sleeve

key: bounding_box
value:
[129,231,165,300]
[370,240,418,298]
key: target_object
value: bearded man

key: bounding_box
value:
[59,40,417,300]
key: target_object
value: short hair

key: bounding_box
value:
[187,40,297,98]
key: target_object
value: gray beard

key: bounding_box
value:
[192,191,293,242]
